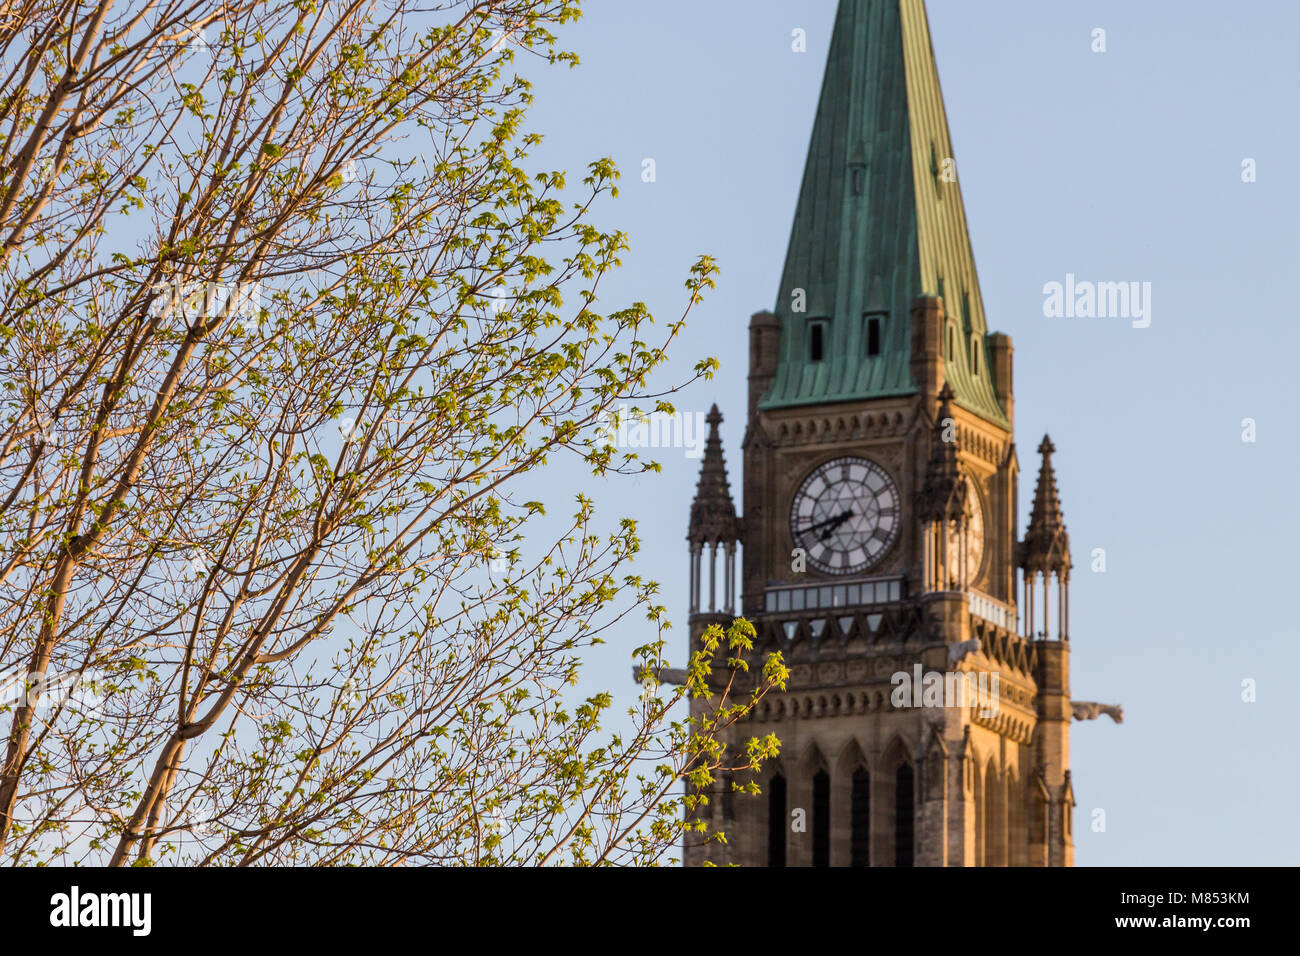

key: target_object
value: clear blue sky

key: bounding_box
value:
[520,0,1300,865]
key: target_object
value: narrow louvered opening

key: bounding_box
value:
[864,313,883,357]
[809,320,827,362]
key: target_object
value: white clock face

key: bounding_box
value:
[946,475,985,585]
[790,456,900,574]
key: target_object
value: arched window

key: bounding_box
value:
[767,774,787,867]
[1007,774,1024,866]
[985,762,1005,866]
[851,768,870,867]
[813,769,831,867]
[894,763,914,867]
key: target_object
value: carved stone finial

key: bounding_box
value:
[688,405,740,545]
[1022,433,1069,574]
[917,381,966,522]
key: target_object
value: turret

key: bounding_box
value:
[748,311,781,422]
[917,382,969,591]
[909,296,946,405]
[987,332,1014,427]
[1022,434,1074,866]
[1021,435,1070,641]
[688,405,741,625]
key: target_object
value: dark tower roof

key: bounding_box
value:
[762,0,1007,426]
[688,405,740,544]
[918,382,967,521]
[1022,435,1070,574]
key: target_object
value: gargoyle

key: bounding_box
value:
[631,666,688,687]
[1071,700,1123,724]
[947,637,981,666]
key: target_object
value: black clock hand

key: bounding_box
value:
[817,509,855,542]
[821,508,854,533]
[797,508,853,541]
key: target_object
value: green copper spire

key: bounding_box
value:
[762,0,1007,426]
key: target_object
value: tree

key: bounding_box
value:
[0,0,783,865]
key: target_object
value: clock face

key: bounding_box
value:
[789,456,900,574]
[946,475,985,585]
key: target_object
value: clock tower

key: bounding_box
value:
[683,0,1075,866]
